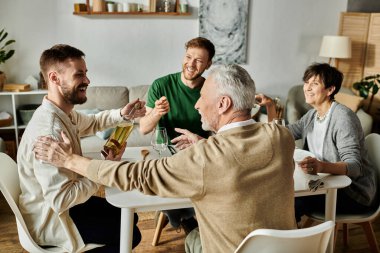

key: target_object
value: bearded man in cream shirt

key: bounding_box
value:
[18,44,145,252]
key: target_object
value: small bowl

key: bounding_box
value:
[18,104,40,125]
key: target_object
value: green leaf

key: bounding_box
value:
[0,32,8,44]
[360,89,369,99]
[4,39,15,46]
[373,85,379,95]
[2,50,15,62]
[364,75,376,80]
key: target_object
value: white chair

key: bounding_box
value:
[234,221,335,253]
[0,152,63,253]
[304,133,380,253]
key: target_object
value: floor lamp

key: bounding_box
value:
[319,35,352,67]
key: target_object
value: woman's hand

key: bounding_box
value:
[255,93,278,122]
[298,156,322,175]
[255,93,274,107]
[33,131,73,168]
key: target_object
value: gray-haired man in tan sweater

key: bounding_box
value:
[34,64,297,253]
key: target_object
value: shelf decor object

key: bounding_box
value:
[3,83,31,92]
[0,111,12,127]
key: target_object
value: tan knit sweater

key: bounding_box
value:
[88,122,297,252]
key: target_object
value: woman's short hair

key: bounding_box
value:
[303,63,343,100]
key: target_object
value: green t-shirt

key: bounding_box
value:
[147,72,209,142]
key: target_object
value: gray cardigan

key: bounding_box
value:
[288,103,377,206]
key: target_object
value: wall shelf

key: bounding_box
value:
[73,11,191,16]
[75,0,191,17]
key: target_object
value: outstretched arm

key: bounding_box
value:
[120,98,146,119]
[33,131,92,177]
[255,94,277,122]
[171,128,204,150]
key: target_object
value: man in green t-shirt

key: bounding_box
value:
[139,37,215,233]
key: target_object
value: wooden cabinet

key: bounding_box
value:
[364,13,380,77]
[0,90,47,148]
[337,13,370,88]
[337,12,380,128]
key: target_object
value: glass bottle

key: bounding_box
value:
[180,0,188,13]
[164,0,171,12]
[103,101,141,156]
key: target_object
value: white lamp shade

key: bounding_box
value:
[319,35,352,59]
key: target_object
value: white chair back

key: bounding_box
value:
[0,153,63,253]
[364,133,380,218]
[365,133,380,183]
[234,221,335,253]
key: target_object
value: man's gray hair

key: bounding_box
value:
[209,64,256,110]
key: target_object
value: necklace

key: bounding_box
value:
[316,102,333,123]
[316,112,327,123]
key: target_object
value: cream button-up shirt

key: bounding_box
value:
[17,97,124,252]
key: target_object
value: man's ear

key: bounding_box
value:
[206,60,212,70]
[218,96,232,114]
[48,71,60,86]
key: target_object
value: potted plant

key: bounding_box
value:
[0,28,16,91]
[353,74,380,113]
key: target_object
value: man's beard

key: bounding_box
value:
[182,66,204,81]
[200,114,216,132]
[61,83,87,105]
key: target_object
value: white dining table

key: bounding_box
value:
[85,147,351,253]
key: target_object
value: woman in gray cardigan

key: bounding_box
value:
[257,63,378,222]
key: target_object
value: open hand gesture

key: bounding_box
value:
[171,128,204,150]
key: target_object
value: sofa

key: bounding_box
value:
[74,85,152,154]
[285,85,373,136]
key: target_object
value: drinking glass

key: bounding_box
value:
[151,127,168,158]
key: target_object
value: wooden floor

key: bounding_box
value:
[1,193,379,253]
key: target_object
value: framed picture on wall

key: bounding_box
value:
[199,0,249,64]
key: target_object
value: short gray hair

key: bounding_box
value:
[209,64,256,110]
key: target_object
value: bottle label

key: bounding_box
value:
[103,122,134,155]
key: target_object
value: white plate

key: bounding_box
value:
[293,149,315,163]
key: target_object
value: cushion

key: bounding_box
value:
[335,92,363,112]
[74,86,129,111]
[96,127,114,140]
[76,108,115,140]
